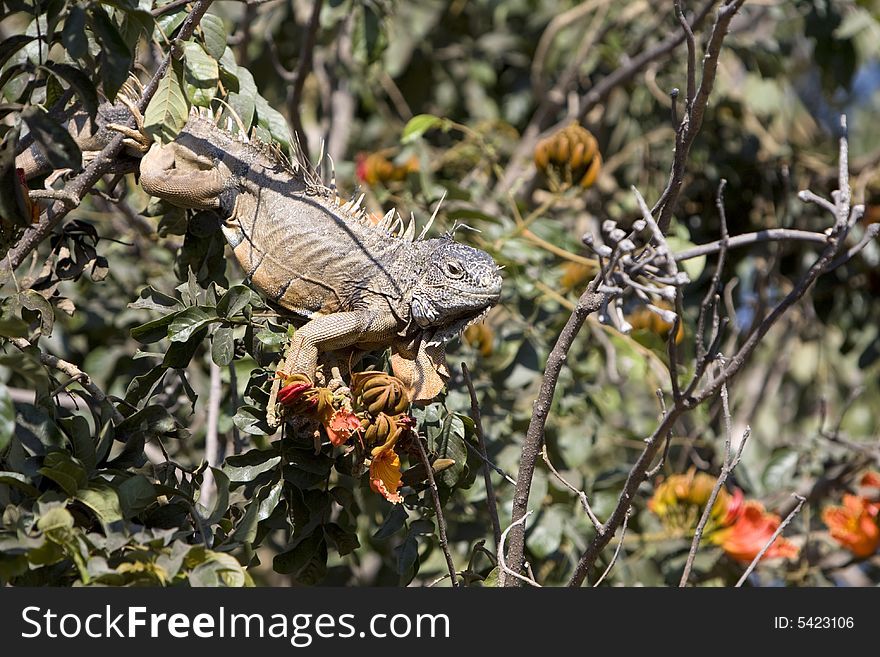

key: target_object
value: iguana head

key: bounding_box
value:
[390,238,501,401]
[408,237,503,338]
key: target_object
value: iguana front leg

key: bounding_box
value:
[139,142,230,210]
[267,310,401,427]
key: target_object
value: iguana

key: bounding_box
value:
[16,98,503,420]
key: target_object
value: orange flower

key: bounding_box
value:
[711,501,799,563]
[822,494,880,558]
[369,448,403,504]
[325,409,362,447]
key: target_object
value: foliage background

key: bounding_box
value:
[0,0,879,586]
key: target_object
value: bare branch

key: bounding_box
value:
[9,337,125,425]
[569,115,858,586]
[414,436,459,587]
[593,509,630,587]
[503,281,607,585]
[674,228,831,262]
[498,511,542,587]
[542,444,602,532]
[461,362,503,552]
[679,382,750,586]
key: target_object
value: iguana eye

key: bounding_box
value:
[445,260,464,278]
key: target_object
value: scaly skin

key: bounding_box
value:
[20,102,503,424]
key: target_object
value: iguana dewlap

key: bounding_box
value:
[135,112,502,401]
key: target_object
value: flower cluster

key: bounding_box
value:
[276,371,415,504]
[533,122,602,190]
[821,472,880,558]
[649,469,799,563]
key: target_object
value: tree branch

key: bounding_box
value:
[1,0,216,282]
[414,436,459,587]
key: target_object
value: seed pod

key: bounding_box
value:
[533,122,602,191]
[353,371,409,416]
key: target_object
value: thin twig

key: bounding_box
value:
[461,362,502,551]
[414,436,459,587]
[735,494,806,587]
[498,511,542,587]
[10,337,125,425]
[541,445,602,531]
[679,382,750,586]
[593,509,630,587]
[674,228,831,262]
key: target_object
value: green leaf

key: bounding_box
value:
[324,523,360,556]
[162,326,208,368]
[62,7,88,59]
[76,484,123,524]
[401,114,443,143]
[117,405,189,441]
[131,312,178,344]
[182,41,219,108]
[203,467,230,525]
[168,306,216,342]
[225,62,256,131]
[283,449,333,489]
[0,35,35,70]
[231,405,270,436]
[393,531,419,583]
[273,530,326,580]
[89,6,133,101]
[223,448,281,482]
[0,471,40,496]
[38,451,88,496]
[62,415,97,473]
[144,61,188,144]
[429,413,467,488]
[200,13,228,60]
[762,448,799,493]
[211,326,234,366]
[37,506,74,533]
[254,327,285,348]
[120,360,163,403]
[40,63,99,119]
[156,8,187,38]
[21,107,82,172]
[254,93,292,153]
[256,477,285,521]
[373,504,408,539]
[352,3,387,66]
[117,475,157,519]
[0,383,14,455]
[216,284,254,318]
[481,567,500,587]
[129,286,181,312]
[189,550,251,587]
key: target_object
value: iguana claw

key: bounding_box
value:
[106,90,152,155]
